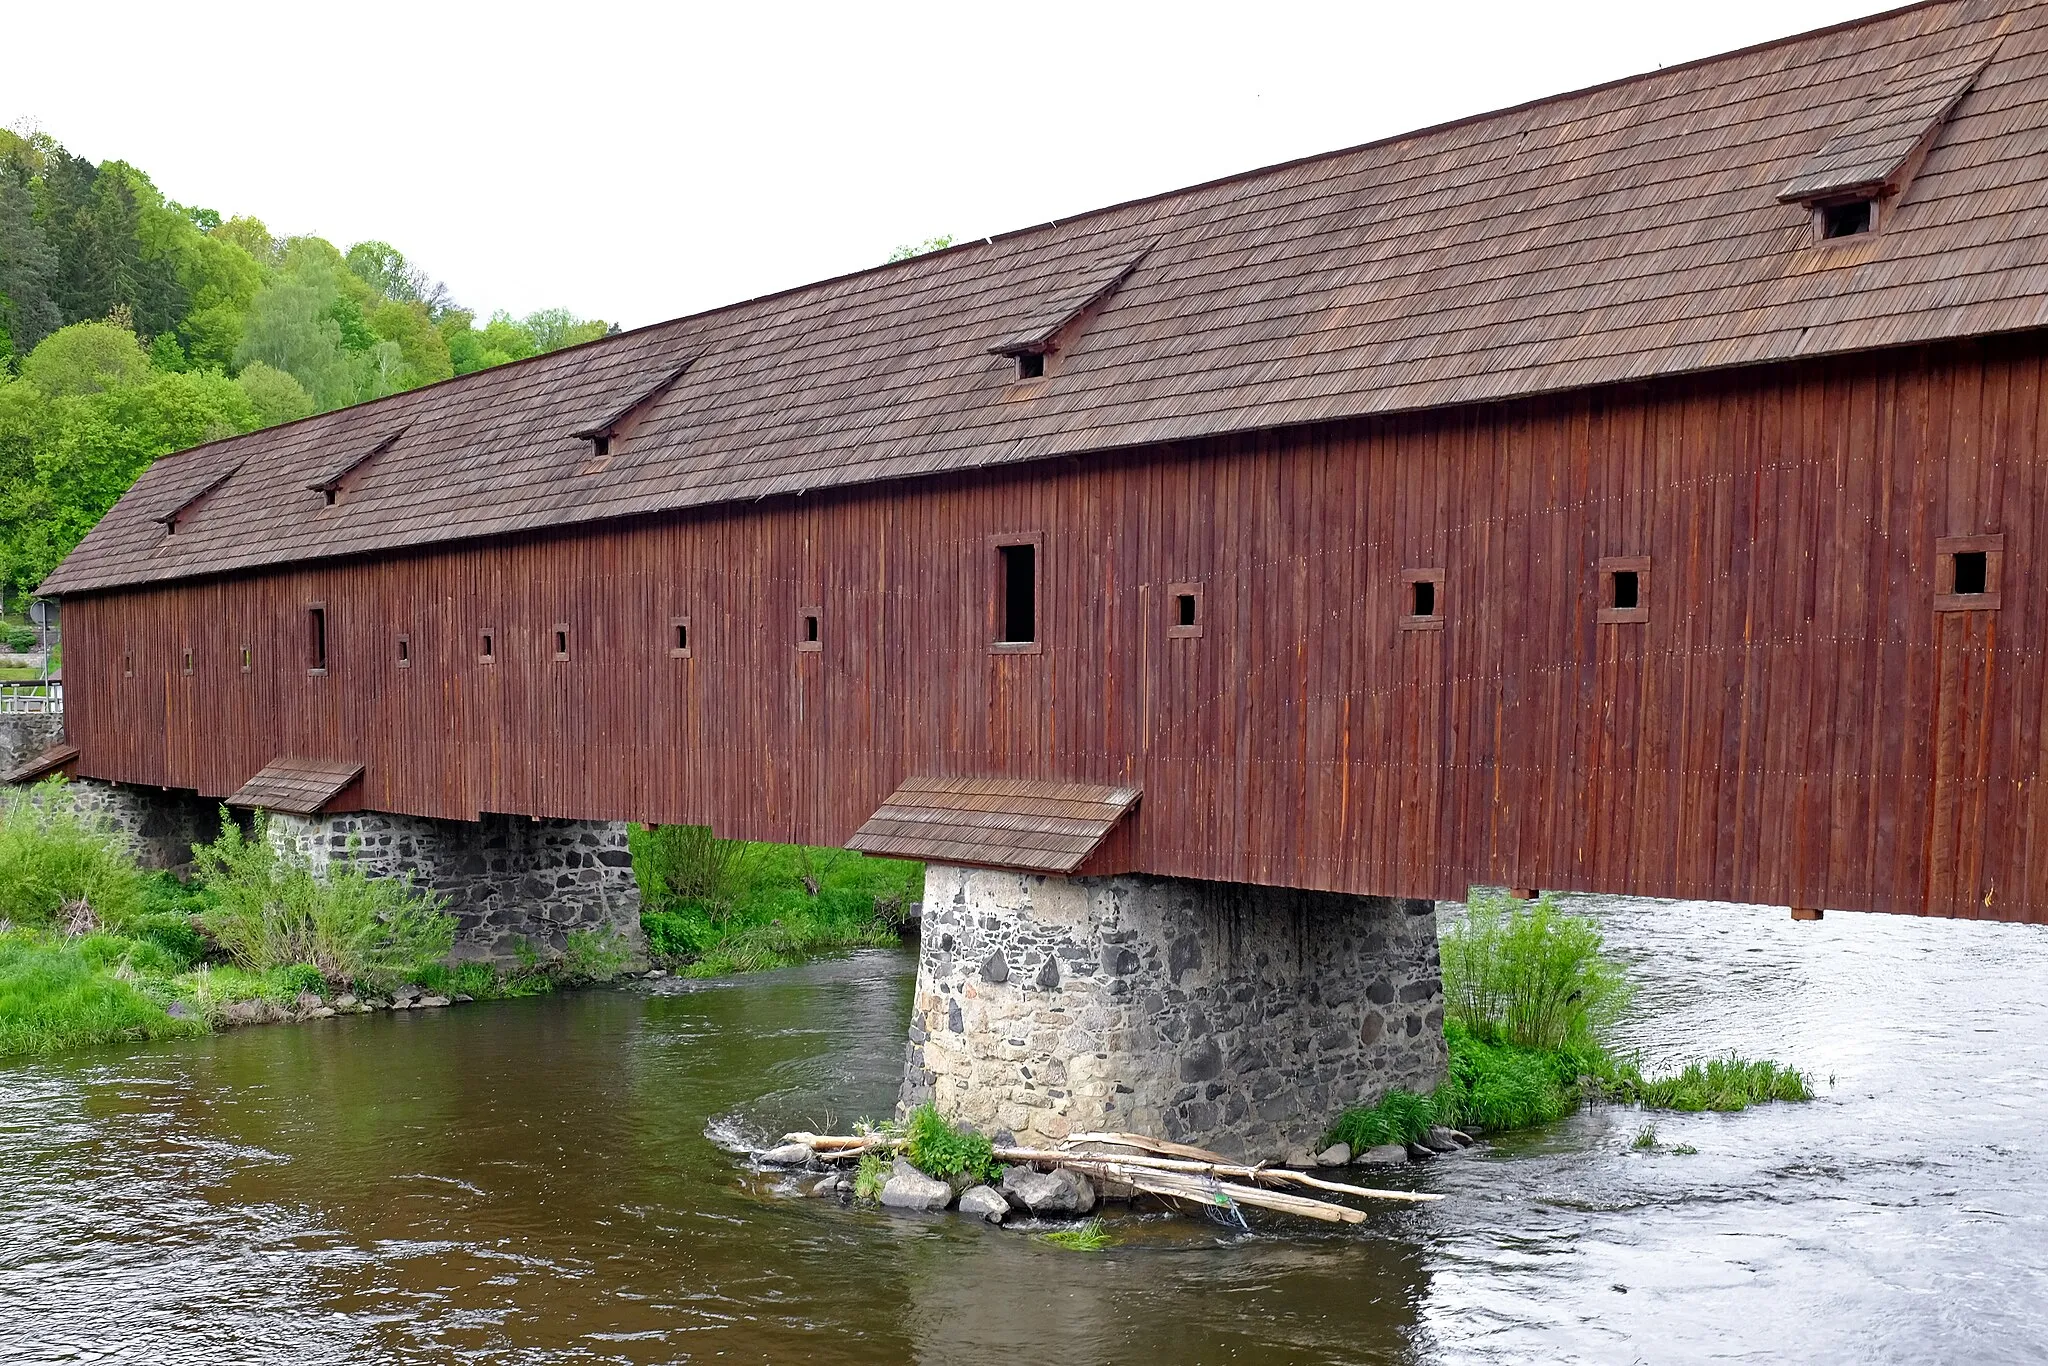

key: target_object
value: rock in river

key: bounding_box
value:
[879,1158,953,1212]
[1001,1165,1097,1215]
[1315,1142,1352,1167]
[759,1143,816,1167]
[1358,1143,1410,1166]
[957,1185,1008,1223]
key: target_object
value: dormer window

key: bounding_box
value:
[1819,198,1875,239]
[1015,351,1045,381]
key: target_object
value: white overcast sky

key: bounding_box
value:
[7,0,1890,330]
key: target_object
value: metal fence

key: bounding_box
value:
[0,682,62,715]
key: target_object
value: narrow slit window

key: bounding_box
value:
[1821,199,1873,239]
[323,488,337,507]
[479,630,496,664]
[1016,352,1045,381]
[1953,552,1988,596]
[308,605,327,672]
[240,645,251,673]
[181,647,193,676]
[1000,544,1036,642]
[1176,594,1197,627]
[396,634,411,668]
[1413,580,1436,617]
[123,650,134,678]
[553,625,571,661]
[1167,581,1204,639]
[799,610,821,651]
[1611,571,1639,610]
[670,617,691,657]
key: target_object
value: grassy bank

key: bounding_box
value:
[0,784,609,1059]
[1330,892,1813,1149]
[632,825,921,976]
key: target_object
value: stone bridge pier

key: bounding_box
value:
[898,864,1446,1163]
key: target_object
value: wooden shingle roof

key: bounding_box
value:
[227,758,364,815]
[42,0,2048,596]
[848,776,1142,874]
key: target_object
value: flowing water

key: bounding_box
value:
[3,896,2046,1364]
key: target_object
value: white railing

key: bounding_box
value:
[0,682,61,715]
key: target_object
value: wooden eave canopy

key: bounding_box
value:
[307,426,409,494]
[848,775,1141,874]
[151,461,242,532]
[1776,39,2001,204]
[227,757,365,815]
[3,743,78,785]
[985,248,1149,358]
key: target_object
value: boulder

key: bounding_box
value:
[452,994,474,1003]
[307,1007,336,1019]
[1280,1148,1318,1170]
[879,1158,953,1212]
[1314,1142,1352,1167]
[759,1143,816,1167]
[418,995,452,1009]
[807,1172,848,1197]
[294,991,324,1014]
[1404,1141,1438,1161]
[957,1185,1009,1223]
[333,994,359,1010]
[1420,1127,1462,1154]
[1358,1143,1410,1166]
[392,984,422,1004]
[1001,1165,1097,1216]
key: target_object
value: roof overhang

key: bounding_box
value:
[848,775,1141,874]
[227,757,365,815]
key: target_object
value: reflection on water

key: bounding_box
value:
[2,900,2045,1364]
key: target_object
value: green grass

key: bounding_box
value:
[853,1152,889,1203]
[1606,1054,1814,1110]
[1631,1124,1659,1151]
[1040,1219,1112,1251]
[0,927,207,1054]
[632,826,920,977]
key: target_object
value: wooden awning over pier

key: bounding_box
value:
[848,776,1140,874]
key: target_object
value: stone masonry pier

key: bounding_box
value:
[899,864,1446,1162]
[268,809,644,964]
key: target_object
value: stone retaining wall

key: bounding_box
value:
[900,864,1446,1162]
[64,777,223,872]
[268,809,644,963]
[0,713,65,775]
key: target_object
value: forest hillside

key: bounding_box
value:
[0,127,610,597]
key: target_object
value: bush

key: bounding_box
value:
[1440,891,1630,1050]
[4,624,36,652]
[562,926,633,982]
[853,1151,889,1203]
[633,824,754,916]
[903,1102,1000,1184]
[0,781,146,930]
[191,813,454,988]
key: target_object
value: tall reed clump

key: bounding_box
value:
[1329,891,1811,1147]
[0,781,145,931]
[192,813,454,990]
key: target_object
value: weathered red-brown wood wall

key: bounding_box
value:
[60,334,2048,922]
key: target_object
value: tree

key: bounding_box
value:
[523,307,608,352]
[212,215,276,266]
[21,321,151,397]
[887,235,956,263]
[234,362,315,427]
[235,282,357,409]
[0,171,60,362]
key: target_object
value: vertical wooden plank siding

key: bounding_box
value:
[59,337,2048,923]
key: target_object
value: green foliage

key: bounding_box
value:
[853,1151,889,1203]
[562,926,633,983]
[633,827,921,977]
[1605,1055,1813,1110]
[886,235,957,263]
[1440,891,1631,1050]
[21,321,151,396]
[0,925,206,1056]
[1631,1124,1659,1151]
[902,1102,1000,1184]
[1040,1219,1112,1251]
[233,361,315,427]
[0,780,144,929]
[191,813,454,988]
[1327,1086,1439,1151]
[411,958,501,1000]
[1435,1021,1593,1133]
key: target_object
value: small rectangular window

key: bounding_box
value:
[479,629,496,664]
[1402,568,1445,631]
[323,488,337,507]
[798,609,822,652]
[1820,199,1873,239]
[1168,581,1203,639]
[1937,535,2004,612]
[1016,352,1045,381]
[240,645,251,674]
[123,650,134,678]
[181,647,194,676]
[308,605,328,672]
[553,624,571,661]
[1597,557,1649,625]
[670,617,691,658]
[396,634,411,668]
[1000,544,1036,642]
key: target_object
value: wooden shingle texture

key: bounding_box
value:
[227,758,364,815]
[41,0,2048,596]
[4,744,78,785]
[848,777,1141,874]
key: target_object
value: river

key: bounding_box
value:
[2,895,2045,1364]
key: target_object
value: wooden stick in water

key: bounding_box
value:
[991,1146,1441,1204]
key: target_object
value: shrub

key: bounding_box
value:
[191,813,454,988]
[853,1151,889,1203]
[903,1102,999,1184]
[1440,891,1630,1050]
[632,824,753,916]
[4,624,37,652]
[0,781,145,930]
[562,926,633,983]
[1328,1087,1439,1150]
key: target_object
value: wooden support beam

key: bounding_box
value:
[1790,907,1824,921]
